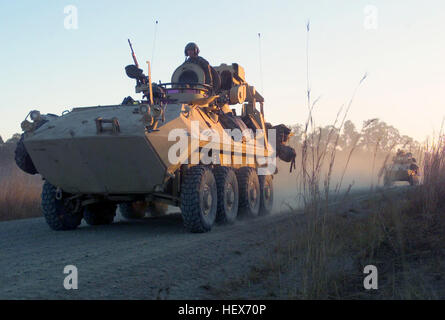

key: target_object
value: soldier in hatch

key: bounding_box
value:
[184,42,221,92]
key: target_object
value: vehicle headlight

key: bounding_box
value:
[30,110,41,122]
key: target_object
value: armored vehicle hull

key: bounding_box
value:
[24,103,267,194]
[16,54,294,233]
[384,162,419,186]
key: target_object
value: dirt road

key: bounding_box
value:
[0,212,298,299]
[0,188,388,299]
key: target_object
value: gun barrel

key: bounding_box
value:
[128,39,139,68]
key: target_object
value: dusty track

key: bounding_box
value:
[0,188,398,299]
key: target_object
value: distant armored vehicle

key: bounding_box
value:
[383,150,420,186]
[15,41,295,233]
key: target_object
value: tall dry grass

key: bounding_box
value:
[290,22,443,299]
[212,24,442,300]
[0,145,42,221]
[421,133,445,213]
[297,22,371,296]
[288,123,445,299]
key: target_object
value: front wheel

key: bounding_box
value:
[180,166,217,233]
[41,182,82,230]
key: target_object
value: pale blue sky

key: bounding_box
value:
[1,0,444,141]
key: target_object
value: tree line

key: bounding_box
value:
[289,118,419,154]
[0,133,21,145]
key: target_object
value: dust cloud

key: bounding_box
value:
[271,150,391,214]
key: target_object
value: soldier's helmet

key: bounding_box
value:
[184,42,200,56]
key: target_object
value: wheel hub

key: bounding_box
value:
[202,185,213,216]
[225,184,235,210]
[265,186,271,199]
[249,181,257,203]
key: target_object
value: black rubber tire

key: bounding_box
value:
[409,175,419,186]
[41,182,82,230]
[14,134,38,175]
[180,166,217,233]
[259,175,274,216]
[119,202,146,219]
[236,167,260,218]
[83,202,117,225]
[213,166,239,224]
[383,173,393,187]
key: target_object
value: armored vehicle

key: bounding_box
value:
[383,150,420,186]
[15,42,295,233]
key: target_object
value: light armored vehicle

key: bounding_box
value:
[383,151,420,186]
[15,42,295,232]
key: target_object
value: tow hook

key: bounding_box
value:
[55,187,63,200]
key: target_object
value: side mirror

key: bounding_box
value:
[125,64,145,80]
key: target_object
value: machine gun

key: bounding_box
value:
[125,39,147,85]
[125,39,157,105]
[128,39,139,68]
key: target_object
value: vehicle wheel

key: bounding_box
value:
[236,167,260,218]
[409,175,419,186]
[180,166,217,233]
[384,174,392,187]
[119,202,146,219]
[259,175,274,215]
[83,202,117,225]
[41,181,82,230]
[14,134,38,175]
[213,166,238,224]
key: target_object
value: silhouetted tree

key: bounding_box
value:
[289,124,304,145]
[289,118,419,158]
[358,119,402,152]
[6,133,21,144]
[340,120,361,150]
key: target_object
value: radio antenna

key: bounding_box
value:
[258,32,264,94]
[151,20,159,72]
